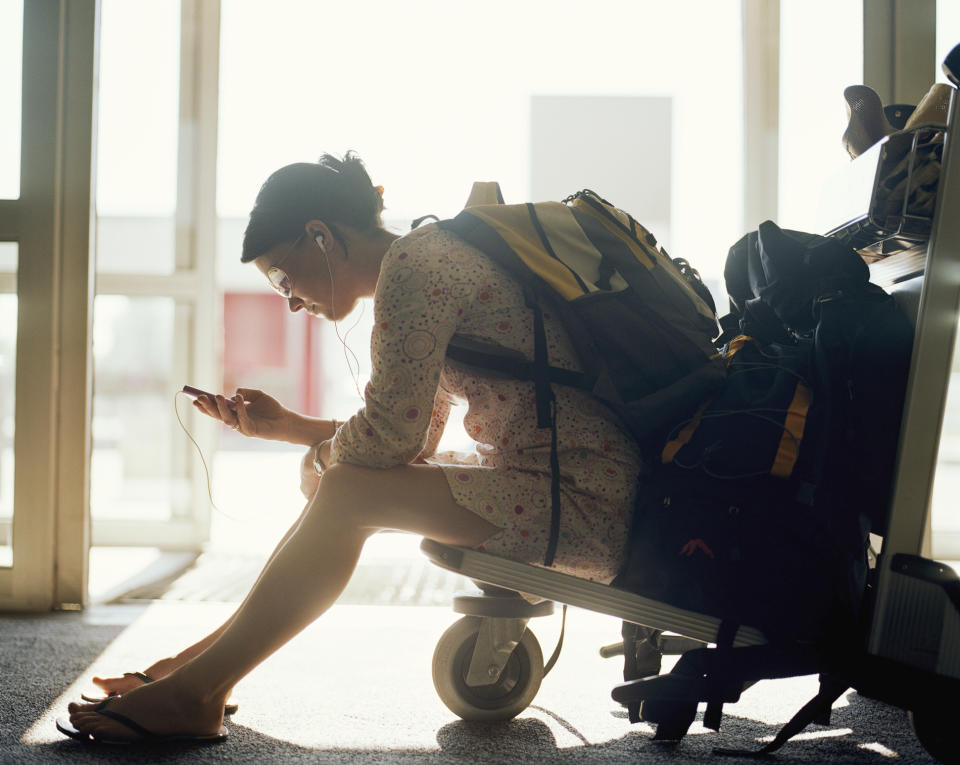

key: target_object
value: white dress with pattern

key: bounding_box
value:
[329,225,643,582]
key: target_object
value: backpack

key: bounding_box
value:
[436,187,725,566]
[613,221,915,645]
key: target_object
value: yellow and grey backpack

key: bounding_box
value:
[437,185,725,566]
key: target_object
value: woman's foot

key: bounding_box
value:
[67,673,226,743]
[90,656,180,697]
[85,659,239,715]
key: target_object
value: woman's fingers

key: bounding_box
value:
[235,387,262,402]
[233,394,250,433]
[192,395,221,419]
[214,395,240,430]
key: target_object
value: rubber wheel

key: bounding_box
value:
[910,707,960,765]
[432,615,544,721]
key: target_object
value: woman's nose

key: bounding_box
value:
[287,296,304,312]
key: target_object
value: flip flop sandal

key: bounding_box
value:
[81,672,239,715]
[56,698,228,745]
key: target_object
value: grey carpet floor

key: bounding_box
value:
[0,596,944,764]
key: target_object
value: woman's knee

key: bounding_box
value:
[314,462,360,504]
[303,463,373,531]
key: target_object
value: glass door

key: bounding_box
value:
[0,0,23,571]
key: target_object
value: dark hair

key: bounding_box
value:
[240,151,384,263]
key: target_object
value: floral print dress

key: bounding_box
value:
[329,225,643,583]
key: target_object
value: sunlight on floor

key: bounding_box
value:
[23,593,865,756]
[23,601,635,751]
[759,727,853,742]
[859,740,901,758]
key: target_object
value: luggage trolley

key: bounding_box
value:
[422,45,960,762]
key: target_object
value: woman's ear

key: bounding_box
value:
[305,219,333,253]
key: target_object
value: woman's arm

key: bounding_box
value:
[329,232,474,469]
[283,411,341,446]
[194,388,339,446]
[415,393,452,462]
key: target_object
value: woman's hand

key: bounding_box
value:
[192,388,295,442]
[299,439,334,498]
[300,444,322,498]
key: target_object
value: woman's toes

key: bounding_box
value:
[92,674,133,692]
[69,708,95,725]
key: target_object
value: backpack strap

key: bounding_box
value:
[445,336,593,390]
[526,283,562,567]
[714,675,849,757]
[445,328,580,569]
[704,620,738,731]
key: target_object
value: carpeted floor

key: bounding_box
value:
[0,595,944,764]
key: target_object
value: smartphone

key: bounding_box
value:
[182,385,237,412]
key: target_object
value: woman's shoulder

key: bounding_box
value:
[383,223,491,274]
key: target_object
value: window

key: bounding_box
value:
[91,296,188,521]
[216,0,745,409]
[95,0,180,274]
[936,1,960,85]
[90,0,212,549]
[0,0,23,199]
[779,0,863,231]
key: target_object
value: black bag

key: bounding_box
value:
[614,221,914,644]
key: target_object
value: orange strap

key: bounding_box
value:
[662,401,709,464]
[771,382,811,478]
[725,335,762,358]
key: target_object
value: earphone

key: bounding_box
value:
[313,230,364,398]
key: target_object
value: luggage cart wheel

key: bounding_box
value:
[909,707,960,765]
[432,615,544,721]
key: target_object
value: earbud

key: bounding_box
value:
[314,234,326,253]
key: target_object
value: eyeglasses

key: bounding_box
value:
[266,233,305,299]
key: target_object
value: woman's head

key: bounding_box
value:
[241,152,383,264]
[243,152,394,320]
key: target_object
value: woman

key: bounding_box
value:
[61,153,642,744]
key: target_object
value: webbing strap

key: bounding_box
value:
[528,291,554,430]
[704,620,738,731]
[770,381,811,478]
[526,202,591,293]
[525,286,561,568]
[444,341,592,390]
[542,604,568,676]
[714,676,849,757]
[545,398,561,567]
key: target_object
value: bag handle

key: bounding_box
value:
[464,181,505,207]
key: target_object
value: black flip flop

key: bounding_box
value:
[82,672,238,715]
[56,698,228,745]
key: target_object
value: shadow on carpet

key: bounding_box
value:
[24,693,938,765]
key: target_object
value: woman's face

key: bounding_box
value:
[254,232,360,321]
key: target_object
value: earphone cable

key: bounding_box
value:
[173,391,246,522]
[324,251,364,400]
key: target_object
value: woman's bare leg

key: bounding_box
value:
[91,500,316,695]
[68,463,499,740]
